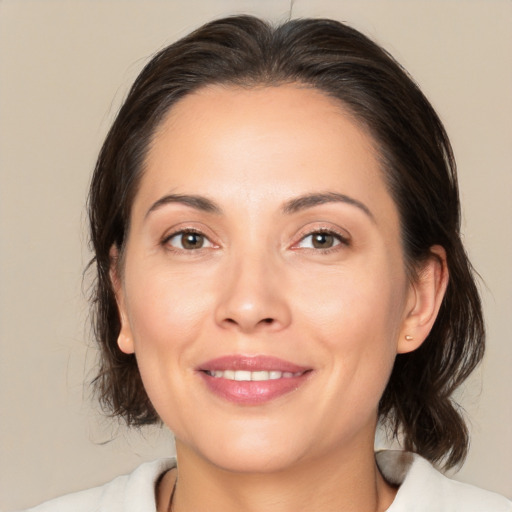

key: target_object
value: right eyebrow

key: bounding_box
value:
[145,193,223,220]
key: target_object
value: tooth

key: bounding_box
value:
[251,371,269,381]
[234,370,251,381]
[207,369,303,381]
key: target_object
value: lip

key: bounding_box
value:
[199,355,309,373]
[198,355,312,405]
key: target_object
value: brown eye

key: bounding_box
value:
[181,233,204,249]
[167,231,212,250]
[312,233,335,249]
[296,231,346,250]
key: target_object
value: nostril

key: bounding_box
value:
[222,317,274,329]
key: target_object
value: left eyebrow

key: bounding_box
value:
[282,192,375,222]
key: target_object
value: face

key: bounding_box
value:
[114,85,419,473]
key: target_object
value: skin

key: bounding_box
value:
[112,85,448,512]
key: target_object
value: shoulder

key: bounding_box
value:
[19,459,176,512]
[377,450,512,512]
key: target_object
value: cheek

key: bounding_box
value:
[295,259,405,395]
[121,260,219,414]
[121,262,218,430]
[125,262,213,347]
[297,259,405,341]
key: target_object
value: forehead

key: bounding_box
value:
[135,84,397,225]
[152,84,376,170]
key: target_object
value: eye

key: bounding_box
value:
[165,230,214,250]
[296,230,348,250]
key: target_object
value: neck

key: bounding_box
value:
[163,440,396,512]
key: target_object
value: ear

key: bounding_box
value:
[397,245,449,354]
[109,245,135,354]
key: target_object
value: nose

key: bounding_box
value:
[214,252,292,333]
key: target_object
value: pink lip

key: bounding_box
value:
[198,355,312,405]
[199,355,308,373]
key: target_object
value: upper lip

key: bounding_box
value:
[198,355,310,373]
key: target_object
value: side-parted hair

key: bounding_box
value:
[88,15,484,469]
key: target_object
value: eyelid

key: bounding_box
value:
[167,230,213,249]
[291,224,351,250]
[162,227,204,242]
[161,224,219,250]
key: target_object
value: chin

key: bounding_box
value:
[205,445,307,474]
[176,425,313,475]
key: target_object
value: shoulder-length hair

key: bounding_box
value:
[88,15,484,469]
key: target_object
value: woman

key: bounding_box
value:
[24,15,511,512]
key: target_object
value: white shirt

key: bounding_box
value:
[20,451,511,511]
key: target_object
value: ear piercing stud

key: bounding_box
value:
[405,335,414,341]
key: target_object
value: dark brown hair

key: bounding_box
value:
[88,15,484,469]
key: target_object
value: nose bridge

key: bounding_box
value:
[215,244,291,332]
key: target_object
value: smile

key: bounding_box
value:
[205,370,304,381]
[198,355,312,404]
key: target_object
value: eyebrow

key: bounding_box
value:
[145,191,374,221]
[145,193,222,219]
[282,192,375,221]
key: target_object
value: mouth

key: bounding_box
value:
[198,355,312,404]
[204,369,304,381]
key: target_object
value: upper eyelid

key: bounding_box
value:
[162,228,216,252]
[288,227,351,254]
[163,227,206,241]
[161,224,217,244]
[297,232,349,247]
[159,223,350,248]
[294,225,351,243]
[304,227,348,237]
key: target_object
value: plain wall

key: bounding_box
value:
[0,1,510,509]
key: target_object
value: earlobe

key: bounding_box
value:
[109,245,135,355]
[397,245,449,354]
[117,328,135,355]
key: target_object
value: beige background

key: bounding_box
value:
[0,0,511,509]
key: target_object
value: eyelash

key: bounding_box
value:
[162,226,350,255]
[293,228,350,253]
[162,228,215,252]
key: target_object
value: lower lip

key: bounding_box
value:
[199,372,310,404]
